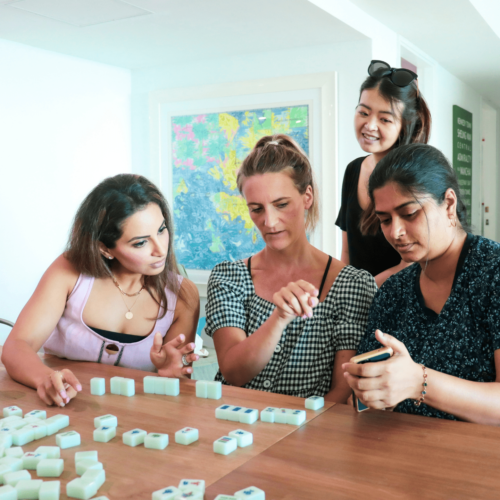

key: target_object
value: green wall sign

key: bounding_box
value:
[452,105,472,226]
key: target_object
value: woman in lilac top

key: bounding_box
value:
[2,174,200,407]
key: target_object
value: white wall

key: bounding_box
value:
[308,0,399,64]
[0,39,132,342]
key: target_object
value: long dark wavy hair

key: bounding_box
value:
[360,73,433,235]
[65,174,180,317]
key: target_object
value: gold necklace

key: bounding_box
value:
[120,293,141,320]
[111,274,144,320]
[111,274,145,297]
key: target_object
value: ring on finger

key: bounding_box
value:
[181,354,190,367]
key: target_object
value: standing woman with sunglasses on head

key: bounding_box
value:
[336,60,432,287]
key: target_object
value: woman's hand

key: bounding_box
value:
[150,333,199,378]
[36,369,82,407]
[343,330,422,409]
[273,280,319,325]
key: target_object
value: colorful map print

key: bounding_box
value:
[171,105,309,270]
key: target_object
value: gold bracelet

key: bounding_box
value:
[414,364,428,407]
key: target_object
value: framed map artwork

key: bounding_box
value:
[149,73,337,288]
[171,105,310,272]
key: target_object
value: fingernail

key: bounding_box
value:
[314,289,319,295]
[187,368,192,373]
[180,334,185,341]
[307,312,313,318]
[379,331,385,338]
[60,391,67,399]
[342,363,346,369]
[302,315,307,319]
[77,385,82,391]
[59,402,65,407]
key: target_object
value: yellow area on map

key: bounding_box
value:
[208,165,222,181]
[240,127,263,151]
[241,111,251,126]
[219,150,239,191]
[174,178,188,198]
[219,113,239,143]
[213,192,254,231]
[271,109,292,133]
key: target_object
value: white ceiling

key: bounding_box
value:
[348,0,500,109]
[0,0,366,69]
[0,0,499,108]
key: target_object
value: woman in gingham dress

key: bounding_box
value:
[205,134,377,402]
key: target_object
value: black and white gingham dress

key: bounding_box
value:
[205,260,377,397]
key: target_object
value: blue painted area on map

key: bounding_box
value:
[171,106,309,271]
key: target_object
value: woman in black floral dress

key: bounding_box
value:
[344,143,500,424]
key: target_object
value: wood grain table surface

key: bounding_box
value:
[205,403,500,500]
[0,353,333,499]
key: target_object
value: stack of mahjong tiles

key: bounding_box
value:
[120,425,198,448]
[215,405,259,424]
[143,376,180,396]
[0,405,108,499]
[212,486,266,500]
[67,450,106,499]
[93,414,118,443]
[90,376,137,397]
[152,479,206,499]
[152,482,266,500]
[0,406,69,448]
[213,429,253,455]
[195,380,222,399]
[152,479,265,500]
[259,407,306,425]
[110,410,195,449]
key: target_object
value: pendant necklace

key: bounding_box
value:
[111,274,145,320]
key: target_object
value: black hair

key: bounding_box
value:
[367,143,470,232]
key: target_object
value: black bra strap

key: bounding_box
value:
[318,256,333,298]
[247,256,252,274]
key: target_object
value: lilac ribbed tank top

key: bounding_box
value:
[43,274,182,372]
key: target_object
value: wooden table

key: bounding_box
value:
[205,404,500,500]
[3,355,500,499]
[0,355,333,499]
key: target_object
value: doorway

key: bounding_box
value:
[480,101,498,241]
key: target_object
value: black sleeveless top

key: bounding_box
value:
[335,157,400,277]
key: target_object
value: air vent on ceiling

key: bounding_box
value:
[6,0,152,27]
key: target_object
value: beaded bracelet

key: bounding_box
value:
[414,364,428,407]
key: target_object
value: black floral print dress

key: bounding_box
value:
[358,234,500,420]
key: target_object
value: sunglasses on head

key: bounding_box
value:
[368,60,418,87]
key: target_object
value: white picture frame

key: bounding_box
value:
[149,73,337,293]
